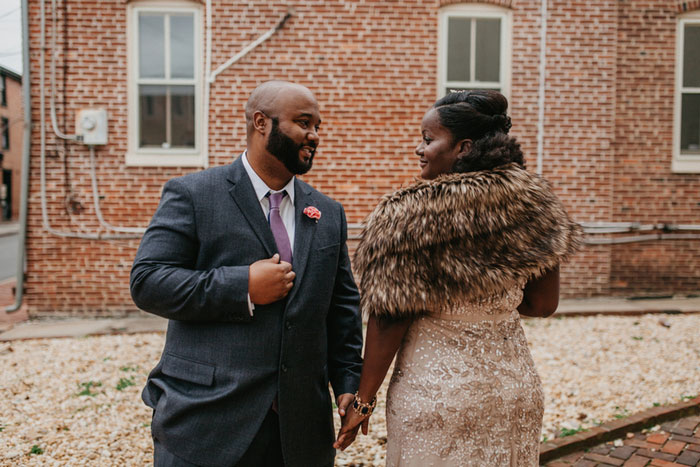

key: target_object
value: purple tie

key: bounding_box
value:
[268,191,293,265]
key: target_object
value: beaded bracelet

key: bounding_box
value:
[352,391,377,417]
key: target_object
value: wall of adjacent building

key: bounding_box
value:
[0,69,23,222]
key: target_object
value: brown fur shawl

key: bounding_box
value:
[354,163,582,321]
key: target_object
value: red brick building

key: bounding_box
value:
[0,65,22,222]
[18,0,700,314]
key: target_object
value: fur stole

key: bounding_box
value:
[354,163,582,321]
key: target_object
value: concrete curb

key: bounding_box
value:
[554,296,700,317]
[0,316,167,341]
[553,308,700,318]
[539,396,700,463]
[2,297,700,339]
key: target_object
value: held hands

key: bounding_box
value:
[248,254,295,305]
[334,393,371,451]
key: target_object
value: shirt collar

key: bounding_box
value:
[241,151,295,205]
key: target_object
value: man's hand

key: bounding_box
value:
[333,394,370,451]
[336,393,354,418]
[249,254,295,305]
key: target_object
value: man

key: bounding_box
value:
[131,81,363,467]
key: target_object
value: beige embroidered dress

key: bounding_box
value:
[385,285,544,466]
[354,165,581,467]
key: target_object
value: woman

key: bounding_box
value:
[334,90,581,466]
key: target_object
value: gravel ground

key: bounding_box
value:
[1,313,699,466]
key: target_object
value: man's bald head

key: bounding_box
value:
[243,80,321,183]
[245,81,316,133]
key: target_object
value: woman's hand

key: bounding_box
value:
[333,405,370,451]
[332,315,411,451]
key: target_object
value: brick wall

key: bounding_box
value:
[611,0,700,295]
[22,0,700,314]
[527,0,619,296]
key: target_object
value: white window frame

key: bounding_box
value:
[438,4,512,100]
[673,12,700,173]
[126,0,205,167]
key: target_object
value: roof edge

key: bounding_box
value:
[0,65,22,83]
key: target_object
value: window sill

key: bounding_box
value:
[125,151,207,167]
[672,157,700,173]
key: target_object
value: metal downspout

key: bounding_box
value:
[203,0,212,169]
[38,0,137,240]
[536,0,547,175]
[6,0,31,313]
[208,10,293,83]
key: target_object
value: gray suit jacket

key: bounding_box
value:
[130,157,363,467]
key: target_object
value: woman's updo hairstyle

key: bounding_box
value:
[433,89,525,173]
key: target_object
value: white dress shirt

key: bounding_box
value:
[241,152,296,248]
[241,152,296,315]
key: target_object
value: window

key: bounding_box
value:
[1,75,6,107]
[438,4,511,98]
[1,118,8,150]
[127,1,203,166]
[674,13,700,172]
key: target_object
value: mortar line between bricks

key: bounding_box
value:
[539,397,700,463]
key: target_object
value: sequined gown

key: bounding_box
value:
[385,285,544,467]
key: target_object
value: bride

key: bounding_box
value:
[335,90,581,466]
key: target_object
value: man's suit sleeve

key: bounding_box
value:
[326,206,364,397]
[130,177,253,322]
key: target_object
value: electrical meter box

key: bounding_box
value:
[76,109,108,145]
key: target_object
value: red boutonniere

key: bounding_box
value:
[303,206,321,223]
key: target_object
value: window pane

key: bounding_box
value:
[447,17,471,82]
[683,24,700,88]
[170,14,195,79]
[139,85,167,147]
[475,19,501,82]
[681,93,700,155]
[170,85,195,148]
[2,117,8,149]
[139,14,165,79]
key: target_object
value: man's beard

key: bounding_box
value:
[266,118,315,175]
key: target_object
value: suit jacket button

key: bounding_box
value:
[281,364,288,372]
[285,321,292,330]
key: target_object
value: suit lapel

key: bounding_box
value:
[226,158,277,257]
[286,179,317,305]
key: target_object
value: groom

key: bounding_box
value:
[131,81,363,467]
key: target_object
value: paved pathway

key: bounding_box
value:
[544,414,700,466]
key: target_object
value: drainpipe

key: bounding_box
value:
[49,0,79,141]
[535,0,547,175]
[38,0,135,240]
[208,10,294,83]
[203,0,212,169]
[202,2,292,168]
[88,145,145,234]
[6,0,31,313]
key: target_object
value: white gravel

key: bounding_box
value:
[1,313,699,466]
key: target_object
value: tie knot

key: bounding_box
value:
[268,191,286,210]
